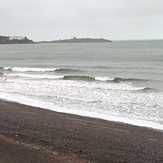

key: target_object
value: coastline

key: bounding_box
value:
[0,100,163,162]
[1,92,163,131]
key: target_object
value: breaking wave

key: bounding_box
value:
[63,75,95,81]
[63,75,148,83]
[110,77,148,82]
[1,66,81,73]
[6,73,64,79]
[3,73,151,91]
[5,72,148,83]
[2,67,57,72]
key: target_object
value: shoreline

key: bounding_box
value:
[1,99,163,162]
[1,93,163,131]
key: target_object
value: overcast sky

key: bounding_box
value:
[0,0,163,41]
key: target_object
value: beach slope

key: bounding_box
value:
[0,100,163,163]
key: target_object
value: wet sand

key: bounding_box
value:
[0,100,163,163]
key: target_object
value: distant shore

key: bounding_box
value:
[0,100,163,163]
[0,35,112,44]
[38,37,112,43]
[0,35,34,44]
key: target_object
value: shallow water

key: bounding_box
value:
[0,41,163,129]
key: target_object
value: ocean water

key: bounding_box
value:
[0,40,163,129]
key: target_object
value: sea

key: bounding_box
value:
[0,40,163,130]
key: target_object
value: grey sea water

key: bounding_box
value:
[0,40,163,129]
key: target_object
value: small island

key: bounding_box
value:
[39,37,112,43]
[0,35,34,44]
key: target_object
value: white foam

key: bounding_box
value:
[0,92,163,130]
[95,76,114,81]
[0,74,163,131]
[4,67,57,72]
[5,74,146,91]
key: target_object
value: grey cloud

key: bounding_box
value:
[0,0,163,40]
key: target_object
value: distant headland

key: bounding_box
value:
[0,35,112,44]
[38,37,112,43]
[0,35,34,44]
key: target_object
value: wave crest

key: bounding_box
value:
[3,67,57,72]
[1,66,82,73]
[63,75,95,81]
[112,77,148,82]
